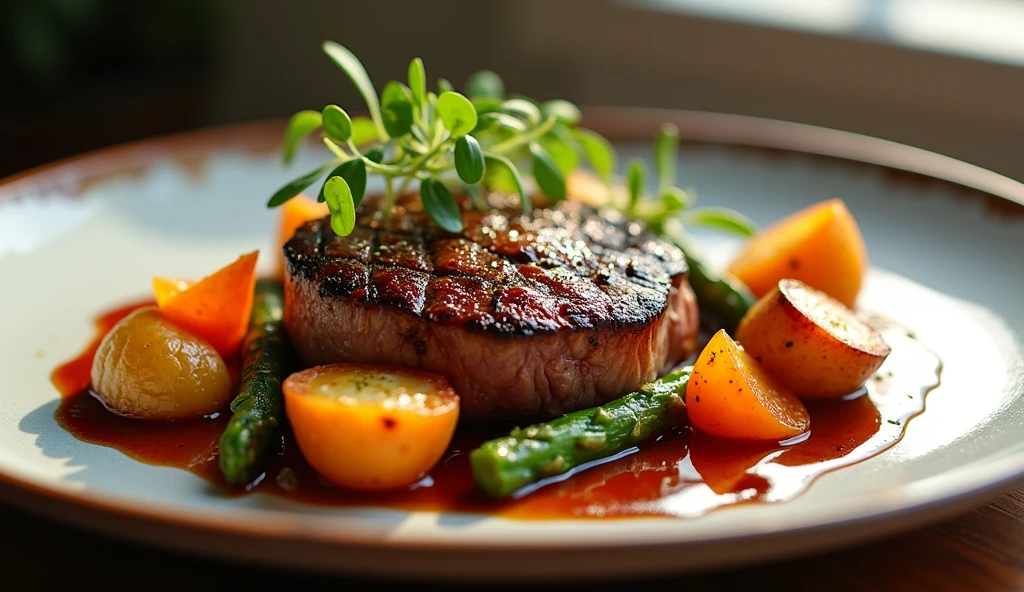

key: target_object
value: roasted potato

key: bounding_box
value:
[283,363,459,491]
[686,329,810,441]
[90,306,232,419]
[736,279,891,399]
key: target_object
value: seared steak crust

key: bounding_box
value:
[286,195,687,335]
[284,194,699,422]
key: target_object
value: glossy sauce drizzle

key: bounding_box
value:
[52,304,940,519]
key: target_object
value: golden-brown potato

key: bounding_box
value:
[90,306,232,419]
[735,279,891,399]
[283,363,459,491]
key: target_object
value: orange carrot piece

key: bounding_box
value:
[154,251,259,356]
[686,329,810,441]
[152,277,193,308]
[273,194,329,279]
[726,198,867,308]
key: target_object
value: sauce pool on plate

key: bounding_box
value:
[51,302,941,519]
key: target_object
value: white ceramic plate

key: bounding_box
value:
[1,109,1022,582]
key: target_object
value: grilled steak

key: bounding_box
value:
[283,193,699,422]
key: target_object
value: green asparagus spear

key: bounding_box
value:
[684,252,756,334]
[219,279,292,486]
[470,367,692,498]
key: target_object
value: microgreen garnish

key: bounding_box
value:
[267,41,755,245]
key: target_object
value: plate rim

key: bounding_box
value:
[1,106,1022,560]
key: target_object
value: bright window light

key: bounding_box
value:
[630,0,1024,67]
[631,0,868,34]
[887,0,1024,66]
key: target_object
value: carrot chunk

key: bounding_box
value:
[152,251,259,356]
[273,194,329,279]
[686,329,810,441]
[151,277,193,308]
[726,198,867,308]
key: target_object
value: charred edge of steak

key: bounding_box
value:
[283,193,688,338]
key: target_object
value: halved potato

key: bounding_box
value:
[686,329,810,441]
[726,198,867,308]
[283,363,459,491]
[736,278,891,399]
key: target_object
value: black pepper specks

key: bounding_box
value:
[785,341,794,348]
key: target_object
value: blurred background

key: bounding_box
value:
[2,0,1022,180]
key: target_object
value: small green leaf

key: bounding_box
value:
[466,70,505,100]
[408,58,426,106]
[281,110,322,165]
[682,207,758,237]
[318,159,367,207]
[539,126,579,175]
[267,163,335,207]
[382,102,414,138]
[322,41,385,139]
[476,112,527,133]
[322,105,352,143]
[655,123,679,191]
[483,158,518,194]
[574,129,616,180]
[541,99,582,126]
[660,186,692,212]
[437,91,477,137]
[420,178,464,233]
[350,117,379,147]
[364,147,384,163]
[485,153,530,212]
[381,81,414,137]
[627,159,647,209]
[323,176,356,236]
[454,135,485,184]
[502,98,541,125]
[472,96,503,114]
[437,77,454,94]
[530,142,566,201]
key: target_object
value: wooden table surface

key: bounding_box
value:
[5,489,1023,590]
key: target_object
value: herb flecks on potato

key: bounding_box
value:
[736,279,891,399]
[283,363,459,491]
[686,329,810,441]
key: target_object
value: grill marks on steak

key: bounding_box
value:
[284,194,699,421]
[285,195,688,336]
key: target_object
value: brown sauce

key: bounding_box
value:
[52,304,941,519]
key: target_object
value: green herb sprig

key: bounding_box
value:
[268,41,599,235]
[267,41,754,246]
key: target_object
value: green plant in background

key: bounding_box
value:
[268,41,758,330]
